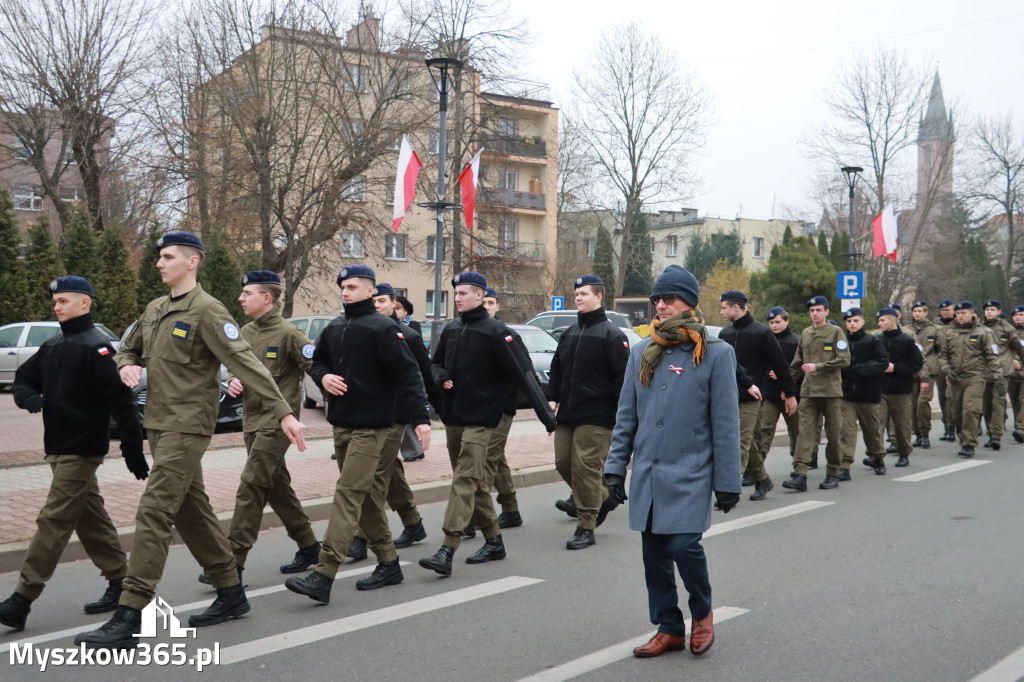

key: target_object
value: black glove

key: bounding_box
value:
[604,473,628,504]
[124,450,149,480]
[946,369,959,384]
[715,491,740,514]
[23,395,44,414]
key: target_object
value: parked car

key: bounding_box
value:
[287,315,337,409]
[549,324,644,348]
[0,321,120,387]
[525,310,633,333]
[507,323,558,402]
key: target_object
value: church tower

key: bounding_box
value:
[916,71,954,209]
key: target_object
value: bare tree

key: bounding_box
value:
[568,22,710,297]
[553,118,606,298]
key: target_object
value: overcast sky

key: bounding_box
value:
[515,0,1024,223]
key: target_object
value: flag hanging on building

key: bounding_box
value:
[392,134,422,232]
[872,205,898,263]
[458,148,484,229]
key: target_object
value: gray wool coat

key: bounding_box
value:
[605,337,742,535]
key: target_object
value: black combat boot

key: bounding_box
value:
[555,495,578,518]
[285,570,333,604]
[836,468,852,481]
[393,522,427,548]
[896,455,910,467]
[84,579,123,614]
[281,541,322,573]
[356,561,404,591]
[462,523,477,539]
[818,475,840,490]
[466,535,506,564]
[920,435,931,449]
[942,426,956,441]
[497,511,523,529]
[781,473,807,491]
[887,443,898,454]
[596,496,620,527]
[863,456,887,475]
[0,593,31,631]
[988,440,1001,451]
[346,536,368,561]
[419,546,455,576]
[189,583,251,627]
[74,605,142,648]
[741,473,754,487]
[1013,431,1024,444]
[808,451,819,469]
[565,528,596,550]
[912,435,923,447]
[958,445,975,458]
[749,477,774,501]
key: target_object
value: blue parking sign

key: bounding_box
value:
[552,296,564,311]
[837,272,865,299]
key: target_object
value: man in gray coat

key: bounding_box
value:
[605,264,742,659]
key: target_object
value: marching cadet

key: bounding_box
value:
[838,307,889,476]
[938,301,1001,458]
[347,282,439,565]
[76,233,306,649]
[286,266,431,602]
[782,295,851,491]
[0,277,147,632]
[546,274,629,549]
[748,306,802,475]
[196,270,320,587]
[877,308,924,467]
[981,300,1024,450]
[909,301,941,449]
[934,298,957,441]
[719,291,797,502]
[420,272,556,576]
[1008,305,1024,443]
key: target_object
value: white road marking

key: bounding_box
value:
[704,500,834,538]
[968,641,1024,682]
[0,563,390,654]
[893,460,991,482]
[220,575,543,665]
[516,606,750,682]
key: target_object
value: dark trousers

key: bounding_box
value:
[640,507,711,638]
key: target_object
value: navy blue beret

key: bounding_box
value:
[877,307,898,318]
[911,300,928,310]
[766,306,786,321]
[484,286,498,299]
[806,295,829,309]
[373,282,396,297]
[48,275,94,297]
[984,299,1001,309]
[241,270,280,286]
[574,274,603,289]
[889,303,902,312]
[452,271,487,289]
[337,265,376,285]
[1013,305,1024,314]
[940,298,954,308]
[955,300,973,311]
[156,231,204,253]
[720,290,748,304]
[844,307,864,319]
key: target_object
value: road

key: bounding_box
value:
[2,435,1024,681]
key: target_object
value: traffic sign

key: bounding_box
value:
[551,296,564,311]
[837,271,865,299]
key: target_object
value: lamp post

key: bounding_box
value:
[840,166,863,271]
[420,57,463,347]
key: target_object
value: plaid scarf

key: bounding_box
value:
[639,309,708,387]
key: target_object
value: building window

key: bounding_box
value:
[60,189,80,204]
[425,290,449,318]
[498,219,518,249]
[753,236,764,259]
[14,186,43,211]
[497,167,517,190]
[342,176,365,202]
[650,237,656,254]
[496,118,517,137]
[14,144,32,160]
[340,231,364,257]
[427,235,447,262]
[428,130,439,155]
[667,235,678,256]
[387,136,402,151]
[584,238,596,259]
[385,233,406,260]
[345,63,368,92]
[388,71,411,98]
[346,120,365,143]
[393,287,408,298]
[385,185,395,206]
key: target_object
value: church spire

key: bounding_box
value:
[918,70,952,143]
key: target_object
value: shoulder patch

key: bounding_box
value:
[916,343,923,352]
[97,346,111,356]
[992,343,1000,355]
[302,344,315,358]
[504,334,514,343]
[836,340,848,350]
[623,340,629,347]
[397,332,405,339]
[223,322,240,340]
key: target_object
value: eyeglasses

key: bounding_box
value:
[649,294,680,306]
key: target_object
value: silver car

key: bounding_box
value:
[287,315,337,408]
[0,321,121,386]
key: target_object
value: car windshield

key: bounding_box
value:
[96,324,119,343]
[517,327,558,353]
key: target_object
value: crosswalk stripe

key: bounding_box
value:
[968,641,1024,682]
[704,500,834,538]
[221,576,544,665]
[893,460,990,482]
[0,563,390,654]
[515,606,750,681]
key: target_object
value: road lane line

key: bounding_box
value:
[516,606,749,682]
[968,641,1024,682]
[220,575,543,664]
[704,500,834,538]
[893,460,991,482]
[0,563,392,654]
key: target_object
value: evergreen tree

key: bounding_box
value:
[684,230,742,283]
[94,228,139,336]
[622,212,654,296]
[136,225,166,312]
[816,231,830,260]
[593,225,616,307]
[198,232,245,324]
[0,187,27,325]
[829,231,851,272]
[751,235,837,332]
[22,217,65,321]
[781,225,794,246]
[61,206,101,283]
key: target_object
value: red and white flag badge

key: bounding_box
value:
[504,334,514,343]
[97,347,111,356]
[668,364,684,375]
[622,340,629,347]
[397,332,405,339]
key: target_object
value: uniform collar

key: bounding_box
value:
[848,328,866,340]
[733,312,754,328]
[882,328,902,338]
[254,307,283,330]
[163,283,204,313]
[460,305,489,323]
[343,297,376,318]
[578,307,607,327]
[59,313,94,336]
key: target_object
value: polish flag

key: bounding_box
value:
[392,135,422,232]
[458,148,484,229]
[872,205,898,263]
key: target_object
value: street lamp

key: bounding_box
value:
[421,57,463,346]
[840,166,863,271]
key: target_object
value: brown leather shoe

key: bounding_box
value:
[690,610,715,655]
[632,632,688,658]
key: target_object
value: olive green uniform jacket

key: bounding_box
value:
[937,321,1001,381]
[789,324,851,398]
[982,317,1024,378]
[910,318,941,379]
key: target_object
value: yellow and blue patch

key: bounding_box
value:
[172,321,191,339]
[266,346,279,359]
[823,343,834,351]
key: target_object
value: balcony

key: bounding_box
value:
[474,240,547,262]
[478,133,547,158]
[478,187,546,211]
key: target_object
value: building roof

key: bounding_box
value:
[918,70,952,143]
